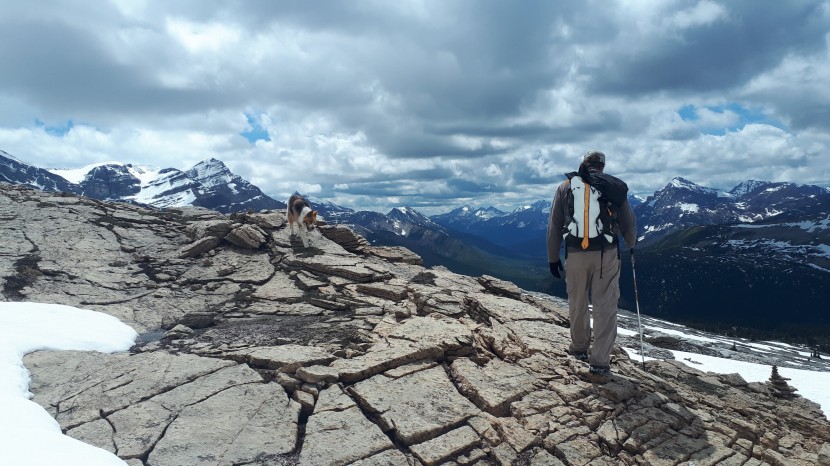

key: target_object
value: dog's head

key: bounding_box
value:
[303,210,318,230]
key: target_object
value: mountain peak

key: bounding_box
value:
[388,206,435,225]
[670,177,701,189]
[729,180,771,197]
[666,177,718,196]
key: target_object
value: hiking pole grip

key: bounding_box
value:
[630,252,646,370]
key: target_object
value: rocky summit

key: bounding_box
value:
[1,182,829,466]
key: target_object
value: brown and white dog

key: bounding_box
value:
[287,194,318,247]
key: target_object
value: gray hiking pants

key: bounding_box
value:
[565,248,621,367]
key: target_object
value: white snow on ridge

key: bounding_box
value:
[129,181,197,207]
[49,162,123,184]
[0,302,136,466]
[644,325,720,344]
[127,165,162,187]
[727,239,830,260]
[644,223,674,233]
[677,202,700,213]
[735,217,830,232]
[668,350,830,416]
[622,346,830,417]
[48,163,162,187]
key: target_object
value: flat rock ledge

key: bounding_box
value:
[1,183,828,466]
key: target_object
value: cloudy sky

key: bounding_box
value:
[1,0,829,214]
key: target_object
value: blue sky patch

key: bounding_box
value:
[240,113,271,143]
[678,103,785,135]
[35,119,74,137]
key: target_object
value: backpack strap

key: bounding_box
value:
[581,180,590,250]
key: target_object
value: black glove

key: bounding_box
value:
[549,261,563,279]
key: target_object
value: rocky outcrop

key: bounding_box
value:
[1,182,829,466]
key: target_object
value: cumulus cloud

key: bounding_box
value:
[0,0,828,214]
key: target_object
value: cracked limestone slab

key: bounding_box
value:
[178,247,274,284]
[354,282,408,301]
[409,425,480,465]
[283,252,387,283]
[25,350,236,427]
[66,419,117,454]
[349,449,412,465]
[107,364,264,459]
[314,384,357,413]
[465,292,551,324]
[503,320,571,355]
[350,365,480,446]
[299,405,394,466]
[225,344,337,374]
[148,383,301,466]
[328,341,444,384]
[450,357,539,416]
[386,315,473,352]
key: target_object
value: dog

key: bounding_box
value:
[286,194,318,247]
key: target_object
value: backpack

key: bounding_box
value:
[562,171,628,250]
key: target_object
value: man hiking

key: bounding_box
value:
[546,150,637,378]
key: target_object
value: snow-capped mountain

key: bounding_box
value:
[0,150,79,193]
[305,195,355,223]
[430,205,507,229]
[175,158,284,213]
[128,158,286,213]
[1,151,285,213]
[635,177,742,244]
[636,177,830,245]
[387,206,444,232]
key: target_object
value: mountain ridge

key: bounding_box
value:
[0,151,285,213]
[3,150,828,341]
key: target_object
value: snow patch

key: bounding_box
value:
[726,239,830,261]
[677,202,700,213]
[49,161,124,184]
[667,349,830,416]
[0,302,136,466]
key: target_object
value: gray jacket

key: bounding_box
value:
[546,179,637,263]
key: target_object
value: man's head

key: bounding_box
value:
[582,150,605,171]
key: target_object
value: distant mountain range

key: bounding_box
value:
[1,150,284,213]
[3,149,829,340]
[635,176,830,245]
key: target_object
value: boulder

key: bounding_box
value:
[186,220,234,240]
[224,223,267,249]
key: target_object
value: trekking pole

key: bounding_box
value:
[630,249,647,370]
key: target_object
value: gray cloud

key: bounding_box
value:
[586,1,830,94]
[0,0,828,214]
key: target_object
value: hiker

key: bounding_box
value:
[546,151,637,378]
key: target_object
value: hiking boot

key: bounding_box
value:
[589,365,611,377]
[568,350,589,362]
